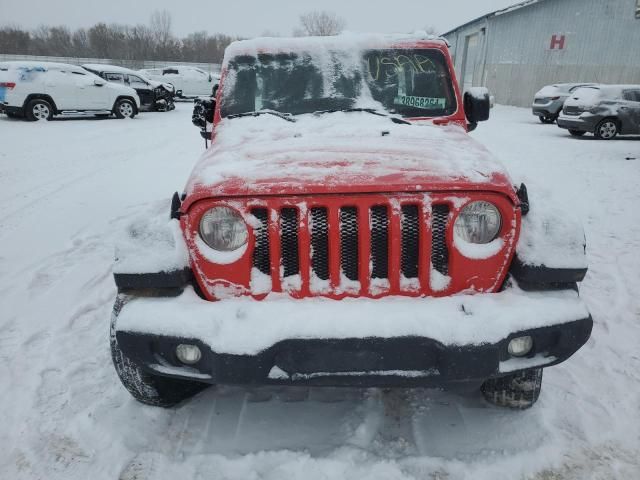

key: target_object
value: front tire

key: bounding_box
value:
[110,297,207,407]
[481,368,543,410]
[569,129,586,137]
[595,119,618,140]
[113,98,136,119]
[25,99,53,121]
[539,115,556,124]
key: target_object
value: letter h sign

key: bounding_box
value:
[550,34,566,50]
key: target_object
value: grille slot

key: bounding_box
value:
[370,206,389,279]
[431,204,450,276]
[251,208,270,275]
[280,208,299,278]
[310,208,330,281]
[340,207,359,281]
[401,205,420,278]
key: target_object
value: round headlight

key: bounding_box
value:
[199,206,248,251]
[454,201,502,244]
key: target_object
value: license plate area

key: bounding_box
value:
[273,338,440,375]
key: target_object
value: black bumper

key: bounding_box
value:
[0,104,23,116]
[116,316,593,388]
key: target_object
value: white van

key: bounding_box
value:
[139,66,219,98]
[0,61,141,121]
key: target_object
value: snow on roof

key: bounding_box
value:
[82,63,138,75]
[0,60,84,72]
[442,0,546,36]
[224,32,446,65]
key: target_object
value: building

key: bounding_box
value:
[443,0,640,106]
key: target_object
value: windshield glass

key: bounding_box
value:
[221,48,456,118]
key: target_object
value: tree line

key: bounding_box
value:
[0,10,354,64]
[0,10,236,63]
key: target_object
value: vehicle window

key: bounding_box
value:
[623,90,640,102]
[163,68,179,75]
[105,73,125,83]
[221,48,456,118]
[127,75,148,87]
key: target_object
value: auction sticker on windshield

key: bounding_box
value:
[395,95,446,109]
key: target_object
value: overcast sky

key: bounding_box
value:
[0,0,519,37]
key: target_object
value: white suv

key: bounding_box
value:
[0,61,141,121]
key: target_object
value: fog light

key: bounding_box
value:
[508,336,533,357]
[176,344,202,365]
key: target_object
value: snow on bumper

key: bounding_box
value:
[115,286,592,386]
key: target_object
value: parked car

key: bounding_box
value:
[0,61,140,121]
[111,35,592,411]
[558,85,640,139]
[532,83,596,123]
[82,64,175,112]
[139,66,219,98]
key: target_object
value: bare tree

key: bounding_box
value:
[150,10,172,48]
[297,11,346,36]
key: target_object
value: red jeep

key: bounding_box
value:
[111,35,592,410]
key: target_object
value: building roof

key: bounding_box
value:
[442,0,547,36]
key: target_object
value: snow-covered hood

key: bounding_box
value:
[148,79,174,92]
[183,112,516,208]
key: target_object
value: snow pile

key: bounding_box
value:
[517,187,587,269]
[117,285,589,355]
[113,200,189,274]
[465,87,490,101]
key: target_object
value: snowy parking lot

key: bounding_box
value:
[1,104,639,479]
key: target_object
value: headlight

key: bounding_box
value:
[454,201,502,244]
[199,206,248,251]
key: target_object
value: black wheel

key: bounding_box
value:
[595,119,618,140]
[539,115,555,124]
[110,296,207,407]
[25,99,53,121]
[113,98,136,119]
[569,130,586,137]
[481,368,543,410]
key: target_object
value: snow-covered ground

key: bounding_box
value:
[1,104,639,479]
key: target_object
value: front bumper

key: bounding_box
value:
[114,286,592,388]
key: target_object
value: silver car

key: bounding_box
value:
[557,85,640,139]
[532,83,596,124]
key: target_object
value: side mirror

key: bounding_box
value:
[94,78,106,87]
[464,87,491,129]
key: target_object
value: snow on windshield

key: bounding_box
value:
[220,35,455,118]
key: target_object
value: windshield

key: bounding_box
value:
[221,48,456,118]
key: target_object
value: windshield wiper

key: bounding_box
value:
[311,108,411,125]
[227,110,296,123]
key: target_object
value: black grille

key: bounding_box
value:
[370,206,389,279]
[340,207,359,281]
[251,208,270,275]
[310,208,329,281]
[401,205,420,278]
[431,205,449,276]
[280,208,299,278]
